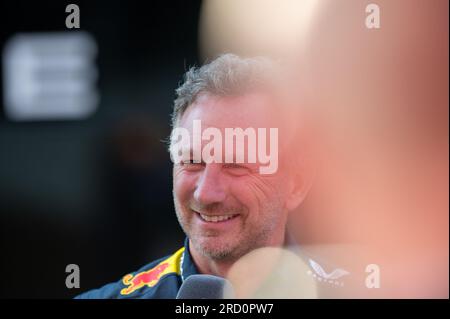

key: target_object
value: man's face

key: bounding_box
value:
[172,92,295,261]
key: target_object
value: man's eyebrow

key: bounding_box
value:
[180,147,194,157]
[178,148,202,162]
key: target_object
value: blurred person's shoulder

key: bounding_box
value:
[287,241,375,298]
[75,246,186,299]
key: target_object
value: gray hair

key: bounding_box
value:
[171,53,280,127]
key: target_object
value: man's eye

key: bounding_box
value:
[182,159,199,164]
[223,164,250,176]
[180,160,204,170]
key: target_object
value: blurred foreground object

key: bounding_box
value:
[294,0,449,298]
[200,0,449,298]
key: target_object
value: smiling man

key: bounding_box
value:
[76,54,311,299]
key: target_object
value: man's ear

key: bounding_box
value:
[285,158,315,212]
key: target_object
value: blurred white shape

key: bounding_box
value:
[308,258,350,280]
[199,0,323,59]
[2,32,99,121]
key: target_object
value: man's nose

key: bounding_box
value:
[193,164,227,205]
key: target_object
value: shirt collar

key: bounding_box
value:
[181,235,294,281]
[181,237,199,281]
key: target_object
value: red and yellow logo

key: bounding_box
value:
[120,247,184,295]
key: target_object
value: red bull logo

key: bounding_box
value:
[120,247,185,295]
[120,262,170,295]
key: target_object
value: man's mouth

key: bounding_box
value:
[198,213,239,223]
[191,209,240,223]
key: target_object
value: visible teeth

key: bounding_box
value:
[199,214,236,222]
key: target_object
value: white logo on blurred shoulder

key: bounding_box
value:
[307,259,349,287]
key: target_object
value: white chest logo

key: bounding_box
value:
[307,259,350,286]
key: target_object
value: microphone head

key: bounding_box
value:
[176,274,234,299]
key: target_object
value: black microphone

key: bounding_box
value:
[176,275,234,299]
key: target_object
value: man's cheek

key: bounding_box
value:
[232,180,264,206]
[174,173,189,192]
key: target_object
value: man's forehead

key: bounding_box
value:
[178,92,284,129]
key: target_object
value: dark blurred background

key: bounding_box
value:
[0,0,201,298]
